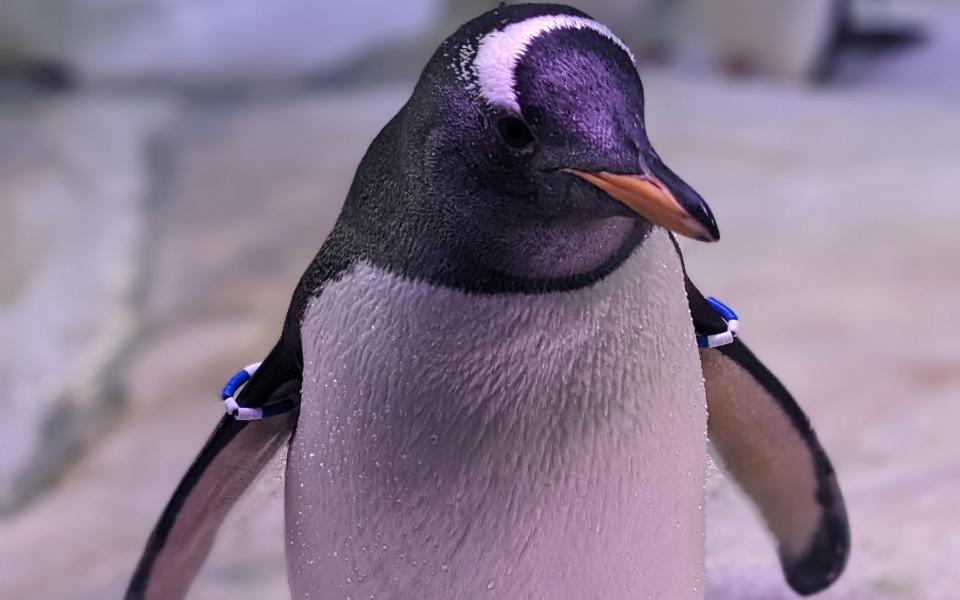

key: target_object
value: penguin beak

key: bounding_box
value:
[565,153,720,242]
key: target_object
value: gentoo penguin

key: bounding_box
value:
[127,4,848,599]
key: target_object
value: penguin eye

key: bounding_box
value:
[496,116,535,150]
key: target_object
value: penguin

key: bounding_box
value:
[126,4,848,599]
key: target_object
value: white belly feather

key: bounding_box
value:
[286,229,707,600]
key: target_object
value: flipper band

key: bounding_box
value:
[220,362,296,421]
[696,296,740,349]
[220,363,260,400]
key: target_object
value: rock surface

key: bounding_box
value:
[0,96,174,513]
[0,0,440,85]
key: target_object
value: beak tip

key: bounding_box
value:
[697,210,721,243]
[702,224,720,243]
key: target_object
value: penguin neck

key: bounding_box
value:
[476,213,646,281]
[352,206,652,295]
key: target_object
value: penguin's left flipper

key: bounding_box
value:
[688,280,850,595]
[125,347,300,600]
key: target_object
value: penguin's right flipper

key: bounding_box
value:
[688,281,850,596]
[125,348,300,600]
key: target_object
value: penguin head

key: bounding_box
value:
[404,4,719,240]
[346,4,719,289]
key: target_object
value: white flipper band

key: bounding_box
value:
[220,362,284,421]
[696,296,739,349]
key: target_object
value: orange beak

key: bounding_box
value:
[565,168,719,242]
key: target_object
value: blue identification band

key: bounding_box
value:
[696,296,739,349]
[220,362,296,421]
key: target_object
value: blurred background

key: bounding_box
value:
[0,1,956,598]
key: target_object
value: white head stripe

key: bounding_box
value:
[472,15,634,113]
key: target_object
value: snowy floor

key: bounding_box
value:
[1,8,958,599]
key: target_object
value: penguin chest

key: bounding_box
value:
[287,230,707,600]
